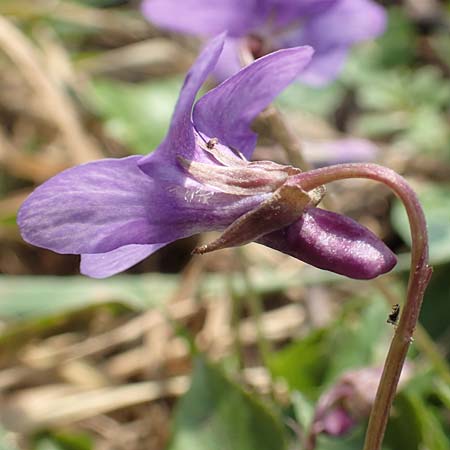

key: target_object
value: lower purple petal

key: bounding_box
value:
[18,156,156,255]
[80,243,168,278]
[258,207,396,279]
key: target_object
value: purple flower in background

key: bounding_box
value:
[18,35,396,279]
[306,365,412,446]
[142,0,386,85]
[303,138,379,167]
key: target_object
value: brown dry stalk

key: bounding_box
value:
[0,14,101,164]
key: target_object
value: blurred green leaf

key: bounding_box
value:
[435,380,450,411]
[277,81,345,117]
[416,263,450,340]
[33,431,92,450]
[373,7,417,67]
[268,328,330,399]
[325,299,390,382]
[385,393,422,450]
[90,77,182,154]
[0,267,348,321]
[0,426,19,450]
[316,427,366,450]
[398,107,450,155]
[386,392,450,450]
[430,33,450,68]
[353,111,409,138]
[167,358,287,450]
[291,391,315,434]
[391,184,450,264]
[0,274,178,319]
[342,7,417,86]
[269,297,391,398]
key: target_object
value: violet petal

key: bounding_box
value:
[271,0,338,26]
[258,207,397,279]
[193,46,314,158]
[321,407,356,436]
[81,243,167,278]
[303,138,379,167]
[142,0,267,37]
[18,156,157,255]
[297,0,387,49]
[139,33,225,175]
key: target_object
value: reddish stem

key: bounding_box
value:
[291,163,432,450]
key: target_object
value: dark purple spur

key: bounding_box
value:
[18,34,396,278]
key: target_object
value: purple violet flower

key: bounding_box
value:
[142,0,387,86]
[307,365,412,445]
[18,35,396,279]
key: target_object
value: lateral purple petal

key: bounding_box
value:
[81,243,167,278]
[298,0,386,49]
[193,46,314,158]
[139,33,225,175]
[258,207,396,279]
[142,0,267,37]
[18,156,156,255]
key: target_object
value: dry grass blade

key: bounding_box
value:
[78,38,193,77]
[1,377,189,432]
[0,0,152,37]
[0,14,101,163]
[0,127,69,182]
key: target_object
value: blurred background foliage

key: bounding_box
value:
[0,1,449,449]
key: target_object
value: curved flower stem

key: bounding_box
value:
[374,278,450,386]
[292,163,432,450]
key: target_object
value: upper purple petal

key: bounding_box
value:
[18,156,157,255]
[81,243,167,278]
[270,0,338,27]
[278,0,386,85]
[142,0,269,37]
[258,207,396,279]
[139,33,225,175]
[193,46,314,158]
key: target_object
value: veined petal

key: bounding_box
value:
[258,207,396,279]
[142,0,268,37]
[139,33,225,175]
[81,243,167,278]
[18,156,156,255]
[193,46,314,158]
